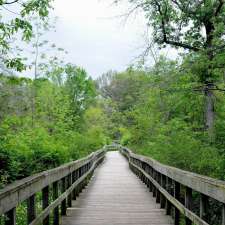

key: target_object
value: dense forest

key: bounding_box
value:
[1,0,225,190]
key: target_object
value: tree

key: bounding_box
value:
[115,0,225,140]
[64,64,97,129]
[0,0,53,71]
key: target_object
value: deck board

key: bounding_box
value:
[61,151,173,225]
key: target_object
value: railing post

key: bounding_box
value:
[156,172,161,203]
[152,170,156,197]
[200,194,209,222]
[61,177,67,215]
[146,165,150,188]
[174,181,180,225]
[72,171,76,200]
[165,177,172,215]
[27,194,36,224]
[222,203,225,225]
[149,167,153,192]
[185,187,192,225]
[5,208,16,225]
[67,174,72,207]
[53,181,59,225]
[73,170,79,200]
[42,186,49,225]
[160,174,166,209]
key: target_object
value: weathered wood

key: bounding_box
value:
[185,187,192,225]
[129,159,209,225]
[160,174,166,209]
[61,177,67,216]
[28,153,105,225]
[174,181,180,225]
[61,151,173,225]
[72,171,77,200]
[53,181,59,225]
[4,208,16,225]
[121,147,225,204]
[222,203,225,225]
[42,186,49,225]
[166,177,172,215]
[156,172,161,203]
[200,194,209,222]
[0,149,105,215]
[27,194,36,224]
[67,174,72,207]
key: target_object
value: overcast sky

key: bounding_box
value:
[48,0,148,78]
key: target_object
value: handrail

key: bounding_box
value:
[119,145,225,225]
[0,148,106,225]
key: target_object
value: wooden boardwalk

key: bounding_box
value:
[62,151,173,225]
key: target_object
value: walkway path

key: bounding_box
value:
[62,151,173,225]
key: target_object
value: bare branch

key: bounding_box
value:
[155,1,200,52]
[2,0,19,5]
[215,0,224,16]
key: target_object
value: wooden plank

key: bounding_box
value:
[61,152,173,225]
[129,160,209,225]
[28,154,105,225]
[0,149,105,215]
[121,147,225,204]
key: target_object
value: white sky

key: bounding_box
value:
[49,0,148,78]
[3,0,177,78]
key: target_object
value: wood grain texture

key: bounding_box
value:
[62,151,173,225]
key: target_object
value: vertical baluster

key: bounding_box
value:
[42,186,49,225]
[81,166,84,189]
[67,174,72,207]
[72,171,76,200]
[156,172,161,203]
[185,187,192,225]
[74,169,79,199]
[5,208,16,225]
[200,194,209,222]
[77,167,81,194]
[27,194,36,224]
[160,174,166,209]
[222,203,225,225]
[146,165,150,188]
[153,170,156,197]
[149,167,153,192]
[53,181,59,225]
[165,177,172,215]
[174,181,180,225]
[61,177,67,215]
[84,164,88,187]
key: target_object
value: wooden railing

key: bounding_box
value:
[0,148,106,225]
[120,146,225,225]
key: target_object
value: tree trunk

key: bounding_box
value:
[204,83,215,142]
[204,19,215,141]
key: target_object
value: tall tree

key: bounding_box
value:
[116,0,225,140]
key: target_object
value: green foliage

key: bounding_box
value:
[98,56,225,179]
[0,0,53,71]
[0,64,110,187]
